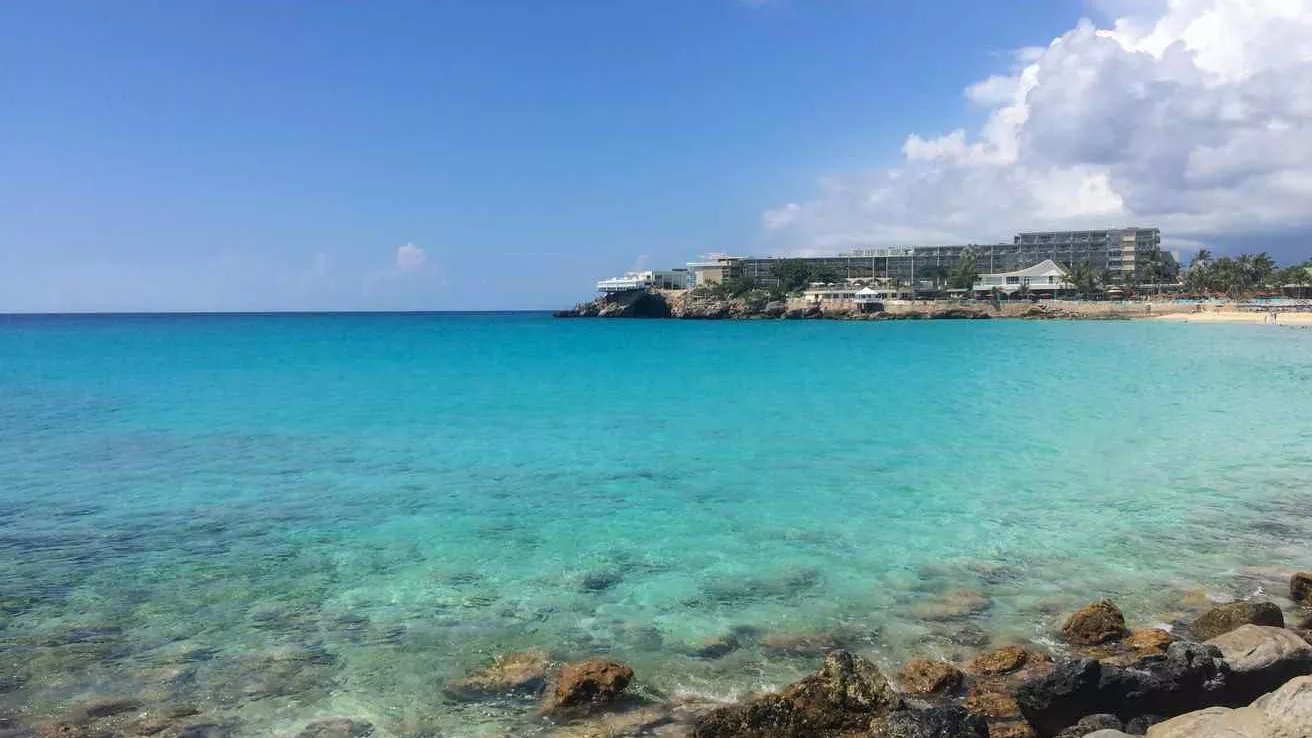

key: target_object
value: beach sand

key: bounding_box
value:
[1154,310,1312,325]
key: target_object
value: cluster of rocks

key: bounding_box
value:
[552,290,993,321]
[15,573,1312,737]
[427,571,1312,737]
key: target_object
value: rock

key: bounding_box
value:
[1125,629,1172,658]
[542,660,634,718]
[1143,675,1312,737]
[1124,715,1164,734]
[990,723,1039,738]
[1082,732,1134,738]
[693,650,903,737]
[966,646,1033,676]
[1015,658,1103,736]
[1205,624,1312,702]
[963,686,1021,719]
[1062,601,1127,646]
[580,571,623,592]
[444,649,552,700]
[910,591,993,622]
[71,699,143,720]
[1016,644,1232,735]
[547,704,678,737]
[870,706,988,737]
[1053,714,1122,737]
[1292,572,1312,606]
[760,632,845,656]
[692,636,740,659]
[763,301,787,318]
[295,718,374,738]
[897,660,964,695]
[1189,601,1284,641]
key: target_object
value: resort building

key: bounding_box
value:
[683,228,1175,290]
[596,269,690,293]
[968,259,1072,296]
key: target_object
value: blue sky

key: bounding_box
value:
[2,0,1309,311]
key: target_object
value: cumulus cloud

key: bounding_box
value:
[762,0,1312,254]
[395,242,427,270]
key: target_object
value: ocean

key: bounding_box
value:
[1,313,1310,736]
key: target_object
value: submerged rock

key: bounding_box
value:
[1205,624,1312,703]
[444,649,552,700]
[541,660,634,718]
[870,706,988,737]
[1061,601,1127,646]
[897,660,963,695]
[1189,601,1284,641]
[693,650,903,737]
[909,590,994,622]
[295,718,374,738]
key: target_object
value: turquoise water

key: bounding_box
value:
[1,313,1310,735]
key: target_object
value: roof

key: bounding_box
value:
[986,259,1070,279]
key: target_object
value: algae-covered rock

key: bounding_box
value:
[1189,601,1284,641]
[1062,601,1126,646]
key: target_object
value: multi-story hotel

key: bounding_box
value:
[681,228,1173,290]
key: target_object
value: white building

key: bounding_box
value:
[972,259,1072,295]
[685,256,743,288]
[596,269,690,293]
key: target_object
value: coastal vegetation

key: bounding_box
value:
[1182,250,1312,298]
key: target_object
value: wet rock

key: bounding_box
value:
[580,571,623,592]
[870,706,987,737]
[175,724,235,738]
[989,723,1039,738]
[1053,714,1122,737]
[72,699,142,720]
[1016,643,1232,736]
[1205,624,1312,703]
[966,646,1033,676]
[910,591,993,622]
[693,650,903,737]
[963,686,1021,719]
[444,649,552,700]
[1292,572,1312,606]
[897,660,963,695]
[1124,629,1172,658]
[1188,601,1284,641]
[32,725,115,738]
[541,660,634,718]
[1062,601,1127,646]
[296,717,374,737]
[760,632,846,656]
[1015,658,1103,736]
[546,704,679,737]
[1082,732,1133,738]
[948,625,991,648]
[692,636,739,660]
[1124,714,1164,733]
[1141,675,1312,737]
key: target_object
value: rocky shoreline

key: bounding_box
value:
[552,290,1133,321]
[22,573,1312,737]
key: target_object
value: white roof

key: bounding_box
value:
[989,259,1068,279]
[855,287,881,295]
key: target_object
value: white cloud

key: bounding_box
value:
[395,242,427,270]
[761,0,1312,253]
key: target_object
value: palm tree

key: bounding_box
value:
[1063,261,1101,299]
[948,251,980,297]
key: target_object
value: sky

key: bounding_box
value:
[2,0,1310,312]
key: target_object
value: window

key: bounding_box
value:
[1006,276,1020,284]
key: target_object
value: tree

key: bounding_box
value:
[922,264,952,288]
[947,251,980,294]
[770,260,817,293]
[1063,261,1101,298]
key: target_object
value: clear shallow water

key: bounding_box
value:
[1,313,1310,735]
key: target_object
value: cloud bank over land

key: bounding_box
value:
[762,0,1312,255]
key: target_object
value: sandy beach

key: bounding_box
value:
[1154,310,1312,325]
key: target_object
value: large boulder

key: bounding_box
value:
[1206,624,1312,703]
[693,650,903,737]
[897,660,964,695]
[870,706,988,737]
[1188,601,1284,641]
[1144,674,1312,738]
[1062,601,1127,646]
[443,649,551,700]
[1052,714,1122,737]
[1291,572,1312,606]
[540,660,634,718]
[1016,643,1231,736]
[966,646,1042,676]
